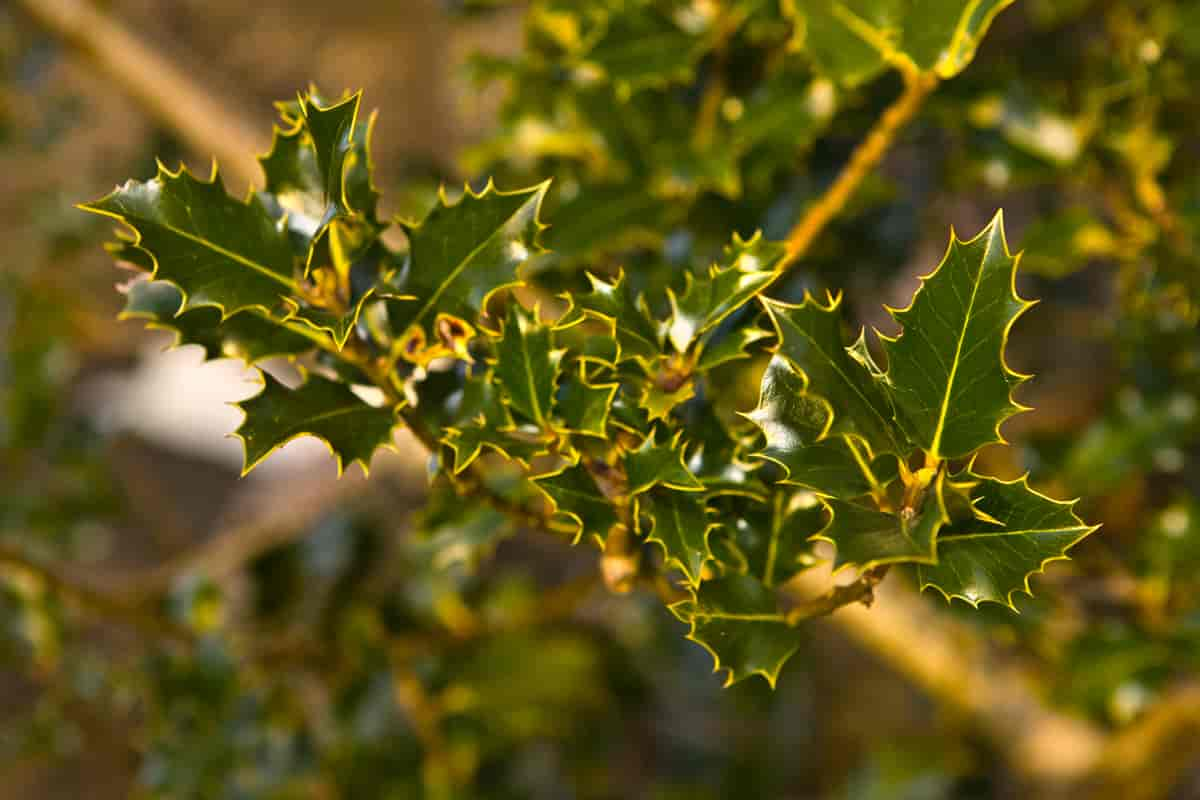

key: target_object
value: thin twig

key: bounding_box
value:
[777,71,938,273]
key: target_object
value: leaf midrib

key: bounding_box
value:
[938,525,1090,543]
[408,202,527,330]
[144,216,296,294]
[928,232,993,459]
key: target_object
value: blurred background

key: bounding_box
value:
[2,0,1200,798]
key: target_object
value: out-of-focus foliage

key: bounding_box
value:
[3,0,1200,796]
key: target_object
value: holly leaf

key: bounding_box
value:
[695,324,773,372]
[234,371,399,476]
[260,90,364,247]
[918,473,1098,609]
[442,425,546,474]
[684,407,765,499]
[440,368,550,473]
[817,471,949,569]
[746,355,895,498]
[789,0,1013,84]
[388,180,549,339]
[723,493,824,587]
[901,0,1015,78]
[492,304,563,428]
[671,575,801,688]
[623,432,705,495]
[555,366,618,437]
[638,380,696,423]
[121,280,313,364]
[300,91,361,215]
[571,270,662,364]
[532,462,621,547]
[762,292,903,456]
[639,488,716,587]
[81,164,297,316]
[880,211,1033,460]
[665,233,783,354]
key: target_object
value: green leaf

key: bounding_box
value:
[790,0,899,86]
[623,432,704,495]
[572,270,662,364]
[918,473,1098,609]
[638,380,696,423]
[788,0,1013,84]
[745,355,894,498]
[816,471,948,569]
[532,462,621,546]
[725,67,838,155]
[555,366,618,437]
[121,280,314,364]
[492,304,564,427]
[685,408,765,499]
[582,7,705,96]
[725,492,824,587]
[442,424,546,474]
[639,488,716,587]
[412,486,515,576]
[260,90,363,242]
[762,292,903,456]
[665,233,783,353]
[286,227,391,348]
[901,0,1014,78]
[880,211,1033,460]
[234,371,399,476]
[440,369,550,473]
[671,575,801,688]
[300,91,361,215]
[388,180,549,338]
[81,164,296,316]
[543,183,666,257]
[695,324,773,372]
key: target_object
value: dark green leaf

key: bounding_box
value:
[881,212,1033,460]
[639,488,716,587]
[624,432,705,495]
[492,304,563,427]
[571,270,662,364]
[746,355,895,498]
[665,233,782,353]
[918,473,1098,609]
[762,292,903,455]
[671,575,801,688]
[234,371,399,476]
[81,164,296,316]
[555,367,618,437]
[725,492,824,586]
[388,181,549,338]
[817,471,948,569]
[532,462,621,546]
[121,280,314,364]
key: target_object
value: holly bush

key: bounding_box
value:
[6,0,1200,797]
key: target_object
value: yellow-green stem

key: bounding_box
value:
[777,71,938,274]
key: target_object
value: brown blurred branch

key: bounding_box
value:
[13,0,267,189]
[1084,683,1200,800]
